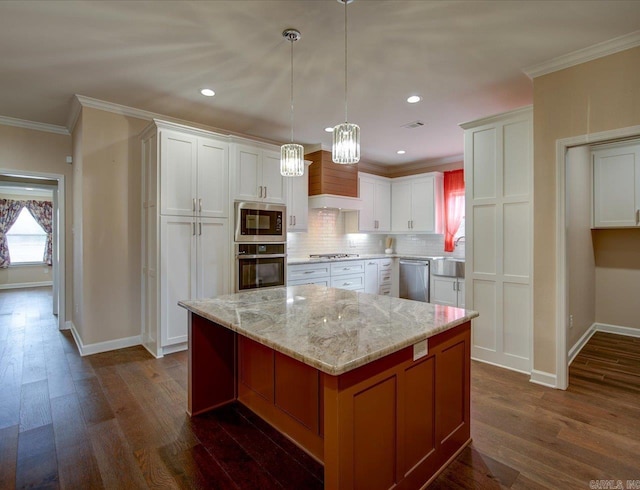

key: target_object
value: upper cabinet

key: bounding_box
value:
[158,126,229,218]
[593,142,640,228]
[286,162,311,232]
[356,173,391,232]
[391,173,443,233]
[232,143,286,204]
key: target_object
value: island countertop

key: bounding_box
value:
[179,284,478,376]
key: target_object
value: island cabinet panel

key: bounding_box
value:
[237,336,325,462]
[274,352,320,433]
[323,322,471,490]
[187,314,236,416]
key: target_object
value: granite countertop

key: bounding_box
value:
[287,254,449,265]
[180,285,478,376]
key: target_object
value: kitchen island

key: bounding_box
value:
[180,285,478,490]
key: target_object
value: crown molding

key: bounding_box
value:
[459,105,532,130]
[523,30,640,79]
[74,94,157,122]
[0,115,69,136]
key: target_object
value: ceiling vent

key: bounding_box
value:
[402,120,425,129]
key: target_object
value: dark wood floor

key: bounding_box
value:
[1,287,639,489]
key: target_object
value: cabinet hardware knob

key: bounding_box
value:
[264,187,268,199]
[192,222,196,236]
[199,222,202,236]
[192,198,196,212]
[199,198,202,212]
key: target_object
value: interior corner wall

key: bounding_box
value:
[0,123,73,317]
[565,146,596,350]
[593,229,640,330]
[77,107,148,346]
[533,46,640,375]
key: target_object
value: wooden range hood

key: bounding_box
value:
[306,149,361,210]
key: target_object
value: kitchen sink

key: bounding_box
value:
[430,258,465,278]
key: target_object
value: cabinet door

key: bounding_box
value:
[430,275,458,307]
[287,169,309,231]
[391,181,412,232]
[261,150,286,204]
[593,145,640,227]
[160,216,195,346]
[375,180,392,231]
[411,177,436,232]
[358,178,376,231]
[364,260,379,294]
[197,137,229,218]
[196,218,230,299]
[235,145,261,201]
[160,130,197,216]
[457,280,465,308]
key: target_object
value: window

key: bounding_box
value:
[6,208,47,264]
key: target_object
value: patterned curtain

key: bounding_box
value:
[25,200,54,266]
[0,199,25,268]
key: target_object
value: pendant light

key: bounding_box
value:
[332,0,360,164]
[280,28,304,177]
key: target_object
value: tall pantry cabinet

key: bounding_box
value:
[141,120,230,358]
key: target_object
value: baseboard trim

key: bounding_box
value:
[66,321,142,357]
[529,370,557,389]
[162,342,188,356]
[470,356,531,376]
[568,323,597,366]
[594,322,640,338]
[0,281,53,290]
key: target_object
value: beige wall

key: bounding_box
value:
[565,146,596,350]
[593,229,640,329]
[74,107,148,345]
[0,124,72,313]
[533,46,640,374]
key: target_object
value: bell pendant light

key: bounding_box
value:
[332,0,360,164]
[280,28,304,177]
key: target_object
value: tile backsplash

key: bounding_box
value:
[287,209,465,259]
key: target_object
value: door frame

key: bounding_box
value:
[0,168,66,331]
[555,124,640,389]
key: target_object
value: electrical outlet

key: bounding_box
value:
[569,315,574,328]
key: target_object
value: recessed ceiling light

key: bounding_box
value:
[200,88,215,97]
[397,150,406,155]
[324,127,334,132]
[407,95,421,104]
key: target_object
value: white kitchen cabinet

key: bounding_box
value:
[232,143,286,204]
[391,173,443,233]
[286,162,310,232]
[159,127,228,218]
[346,173,391,232]
[159,216,229,350]
[430,275,464,307]
[287,260,365,291]
[364,258,394,295]
[592,143,640,228]
[141,120,231,358]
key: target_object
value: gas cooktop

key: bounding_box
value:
[309,253,360,259]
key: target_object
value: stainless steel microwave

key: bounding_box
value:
[234,201,286,242]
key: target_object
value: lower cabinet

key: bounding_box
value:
[150,216,229,355]
[288,260,366,292]
[430,275,465,308]
[364,258,394,295]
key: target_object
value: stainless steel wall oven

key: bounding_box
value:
[235,243,286,291]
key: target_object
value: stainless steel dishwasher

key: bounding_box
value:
[399,260,430,302]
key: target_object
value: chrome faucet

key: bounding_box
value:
[454,236,465,246]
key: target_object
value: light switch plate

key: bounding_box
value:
[413,339,428,361]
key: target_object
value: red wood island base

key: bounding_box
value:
[188,312,471,490]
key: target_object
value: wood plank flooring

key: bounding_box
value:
[1,287,639,489]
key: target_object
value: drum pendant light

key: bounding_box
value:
[280,28,304,177]
[332,0,360,164]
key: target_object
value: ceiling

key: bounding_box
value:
[1,1,639,167]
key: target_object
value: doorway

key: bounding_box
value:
[556,125,640,389]
[0,169,66,330]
